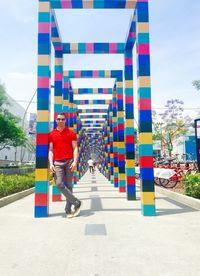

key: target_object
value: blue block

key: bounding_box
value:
[35,181,49,193]
[52,186,60,195]
[139,144,153,156]
[37,122,49,133]
[140,168,154,180]
[39,12,50,23]
[138,55,150,76]
[139,88,151,98]
[137,33,149,44]
[137,2,149,23]
[36,145,48,157]
[37,99,49,110]
[142,204,156,216]
[127,184,136,193]
[38,66,50,77]
[139,110,152,121]
[35,206,48,218]
[38,44,50,55]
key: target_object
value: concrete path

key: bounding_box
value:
[0,170,200,276]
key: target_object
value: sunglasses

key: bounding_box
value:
[56,118,65,121]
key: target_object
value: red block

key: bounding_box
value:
[35,193,48,206]
[126,135,135,143]
[118,124,124,130]
[119,186,126,193]
[36,133,49,145]
[139,98,151,110]
[139,156,154,168]
[52,195,62,202]
[127,176,136,184]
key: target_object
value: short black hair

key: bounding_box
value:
[57,112,66,117]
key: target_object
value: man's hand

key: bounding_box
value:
[50,163,56,173]
[70,160,77,172]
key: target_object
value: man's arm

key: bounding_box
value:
[49,142,55,172]
[70,141,78,171]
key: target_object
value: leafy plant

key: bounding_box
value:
[182,173,200,199]
[0,82,27,151]
[0,173,35,198]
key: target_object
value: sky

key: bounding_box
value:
[0,0,200,120]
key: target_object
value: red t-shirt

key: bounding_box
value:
[49,128,77,160]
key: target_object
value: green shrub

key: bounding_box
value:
[182,173,200,199]
[0,172,35,198]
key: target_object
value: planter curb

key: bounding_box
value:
[0,187,34,208]
[155,185,200,210]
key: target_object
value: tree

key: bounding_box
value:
[192,80,200,91]
[0,83,27,151]
[153,99,192,157]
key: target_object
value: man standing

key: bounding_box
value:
[49,113,81,218]
[87,158,94,173]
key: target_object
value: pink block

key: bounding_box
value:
[75,71,81,78]
[139,98,151,110]
[61,1,72,8]
[55,73,63,81]
[126,96,134,104]
[125,57,132,65]
[55,45,63,51]
[38,77,49,88]
[38,23,50,33]
[64,82,69,88]
[109,43,117,53]
[51,22,56,28]
[137,44,150,55]
[129,31,136,38]
[93,71,99,77]
[86,43,94,53]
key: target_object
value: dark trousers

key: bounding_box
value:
[54,159,78,213]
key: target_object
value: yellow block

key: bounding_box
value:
[114,168,118,173]
[35,169,49,181]
[52,37,61,43]
[117,81,123,88]
[119,173,126,180]
[54,96,63,104]
[117,111,124,118]
[126,159,135,168]
[125,119,134,127]
[71,43,78,52]
[55,57,63,65]
[125,80,133,88]
[64,71,69,77]
[39,2,50,12]
[137,23,149,33]
[105,71,111,77]
[63,100,69,106]
[138,77,151,88]
[118,142,125,148]
[139,133,153,144]
[141,192,155,205]
[83,1,93,8]
[37,110,49,122]
[38,55,50,66]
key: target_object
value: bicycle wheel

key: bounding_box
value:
[159,178,170,187]
[159,177,178,188]
[154,177,160,185]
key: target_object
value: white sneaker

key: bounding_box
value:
[66,213,74,219]
[72,201,82,217]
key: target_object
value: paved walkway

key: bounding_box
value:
[0,170,200,276]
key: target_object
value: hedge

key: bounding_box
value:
[0,172,35,198]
